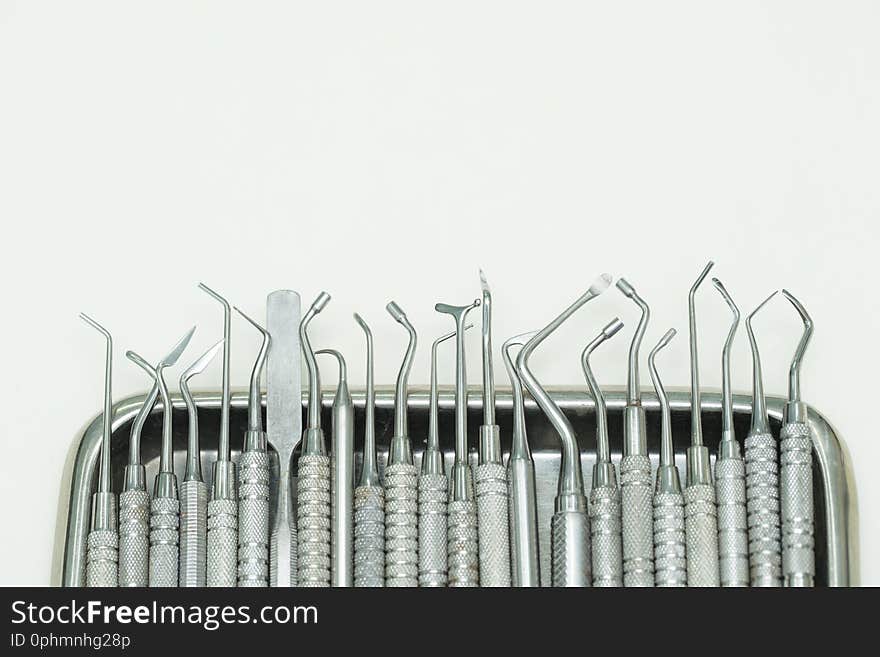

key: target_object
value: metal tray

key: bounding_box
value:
[54,387,858,586]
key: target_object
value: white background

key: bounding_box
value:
[0,2,877,585]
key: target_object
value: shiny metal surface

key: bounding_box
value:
[780,289,816,587]
[58,387,857,588]
[316,349,354,588]
[236,308,271,588]
[502,331,541,587]
[711,278,749,587]
[435,299,481,587]
[745,291,783,586]
[266,290,301,587]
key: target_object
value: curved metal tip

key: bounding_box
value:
[781,289,813,399]
[651,328,677,355]
[311,291,331,312]
[198,282,230,309]
[615,278,636,298]
[747,290,779,324]
[591,273,613,295]
[435,299,480,315]
[386,300,407,323]
[712,278,740,317]
[79,313,111,339]
[479,269,491,296]
[602,317,625,338]
[161,326,197,367]
[353,312,370,334]
[234,306,270,338]
[782,289,813,330]
[125,349,153,375]
[689,261,715,297]
[181,339,225,382]
[502,330,539,351]
[315,348,347,383]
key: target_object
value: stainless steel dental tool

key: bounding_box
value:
[648,329,687,587]
[384,301,419,587]
[745,291,783,587]
[119,328,195,587]
[353,314,384,587]
[266,290,301,587]
[435,298,481,587]
[126,347,180,588]
[235,308,271,587]
[780,289,815,587]
[516,274,612,587]
[476,270,510,587]
[712,278,749,587]
[685,262,720,587]
[419,324,473,587]
[81,314,118,587]
[199,283,238,587]
[316,349,355,587]
[616,277,655,587]
[298,291,332,587]
[502,331,541,588]
[178,340,224,587]
[581,318,625,587]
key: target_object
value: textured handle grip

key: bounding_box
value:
[207,498,238,587]
[475,462,511,587]
[238,451,271,587]
[684,483,720,586]
[118,489,150,587]
[384,463,419,587]
[780,421,815,587]
[653,491,686,587]
[179,480,207,587]
[715,457,749,587]
[447,498,479,587]
[86,529,118,587]
[418,473,447,587]
[550,509,590,587]
[744,431,782,587]
[149,496,179,588]
[619,455,655,587]
[297,454,331,587]
[354,485,385,587]
[589,484,622,587]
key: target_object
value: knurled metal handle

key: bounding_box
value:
[475,462,511,587]
[780,421,815,587]
[149,496,179,588]
[118,488,149,587]
[384,463,419,587]
[179,480,207,587]
[714,457,749,587]
[207,498,238,587]
[589,484,622,587]
[297,454,331,587]
[86,529,118,587]
[744,431,782,586]
[684,483,720,586]
[354,485,385,587]
[447,498,479,587]
[238,450,271,587]
[418,473,447,587]
[653,490,686,587]
[550,509,590,587]
[619,454,655,587]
